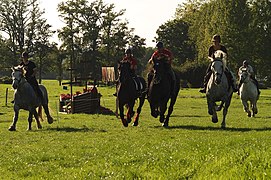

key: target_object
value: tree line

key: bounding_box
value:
[0,0,270,87]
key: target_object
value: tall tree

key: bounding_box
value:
[0,0,52,60]
[156,19,196,65]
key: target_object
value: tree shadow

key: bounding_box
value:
[153,124,271,132]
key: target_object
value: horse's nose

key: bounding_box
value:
[215,78,221,84]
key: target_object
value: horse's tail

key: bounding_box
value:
[38,105,44,121]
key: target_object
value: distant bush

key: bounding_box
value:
[0,76,12,84]
[175,61,207,88]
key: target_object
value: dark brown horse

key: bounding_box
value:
[148,58,180,127]
[116,61,146,127]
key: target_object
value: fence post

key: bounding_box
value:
[5,88,8,106]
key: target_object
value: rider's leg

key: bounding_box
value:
[145,71,154,98]
[28,77,44,102]
[225,69,238,92]
[251,76,261,95]
[199,64,212,93]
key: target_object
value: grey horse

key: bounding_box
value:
[9,65,53,131]
[206,50,233,129]
[239,69,259,117]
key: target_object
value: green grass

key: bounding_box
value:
[0,80,271,179]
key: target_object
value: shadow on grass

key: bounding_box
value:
[47,126,107,133]
[170,114,208,118]
[154,125,271,132]
[0,119,11,123]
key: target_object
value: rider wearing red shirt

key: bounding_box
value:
[149,45,173,65]
[121,49,137,76]
[147,41,176,96]
[113,48,138,97]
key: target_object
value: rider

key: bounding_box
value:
[113,48,138,96]
[199,34,238,93]
[20,51,44,101]
[238,60,260,95]
[121,48,137,77]
[147,41,176,96]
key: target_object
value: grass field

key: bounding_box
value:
[0,80,271,179]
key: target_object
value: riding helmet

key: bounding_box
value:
[212,34,221,43]
[156,41,164,48]
[21,51,29,58]
[125,48,132,54]
[243,60,248,66]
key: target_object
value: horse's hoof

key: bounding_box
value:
[212,117,218,123]
[151,112,158,118]
[247,112,251,117]
[127,118,132,123]
[162,123,169,127]
[132,122,138,126]
[159,118,164,123]
[121,119,128,127]
[37,125,42,129]
[8,126,16,131]
[47,117,54,124]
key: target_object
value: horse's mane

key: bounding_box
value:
[12,65,26,76]
[214,50,227,70]
[214,50,227,61]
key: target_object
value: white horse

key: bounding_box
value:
[9,65,53,131]
[239,69,259,117]
[206,50,233,129]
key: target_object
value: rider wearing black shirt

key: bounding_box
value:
[20,52,43,101]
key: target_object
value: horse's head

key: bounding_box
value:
[239,68,250,83]
[152,57,168,84]
[118,61,132,83]
[211,59,224,85]
[11,65,25,89]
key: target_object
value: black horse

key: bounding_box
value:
[147,57,180,127]
[116,61,146,127]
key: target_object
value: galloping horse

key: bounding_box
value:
[206,50,233,129]
[148,57,180,127]
[116,61,146,127]
[239,69,259,117]
[9,65,53,131]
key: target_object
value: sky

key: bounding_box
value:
[40,0,185,47]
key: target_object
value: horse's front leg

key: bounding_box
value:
[133,97,145,126]
[160,102,168,126]
[150,103,158,118]
[221,99,231,129]
[119,103,128,127]
[27,111,33,131]
[207,99,214,115]
[242,100,251,117]
[126,101,135,124]
[209,101,218,124]
[251,100,258,117]
[164,96,177,127]
[33,108,42,129]
[9,106,19,131]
